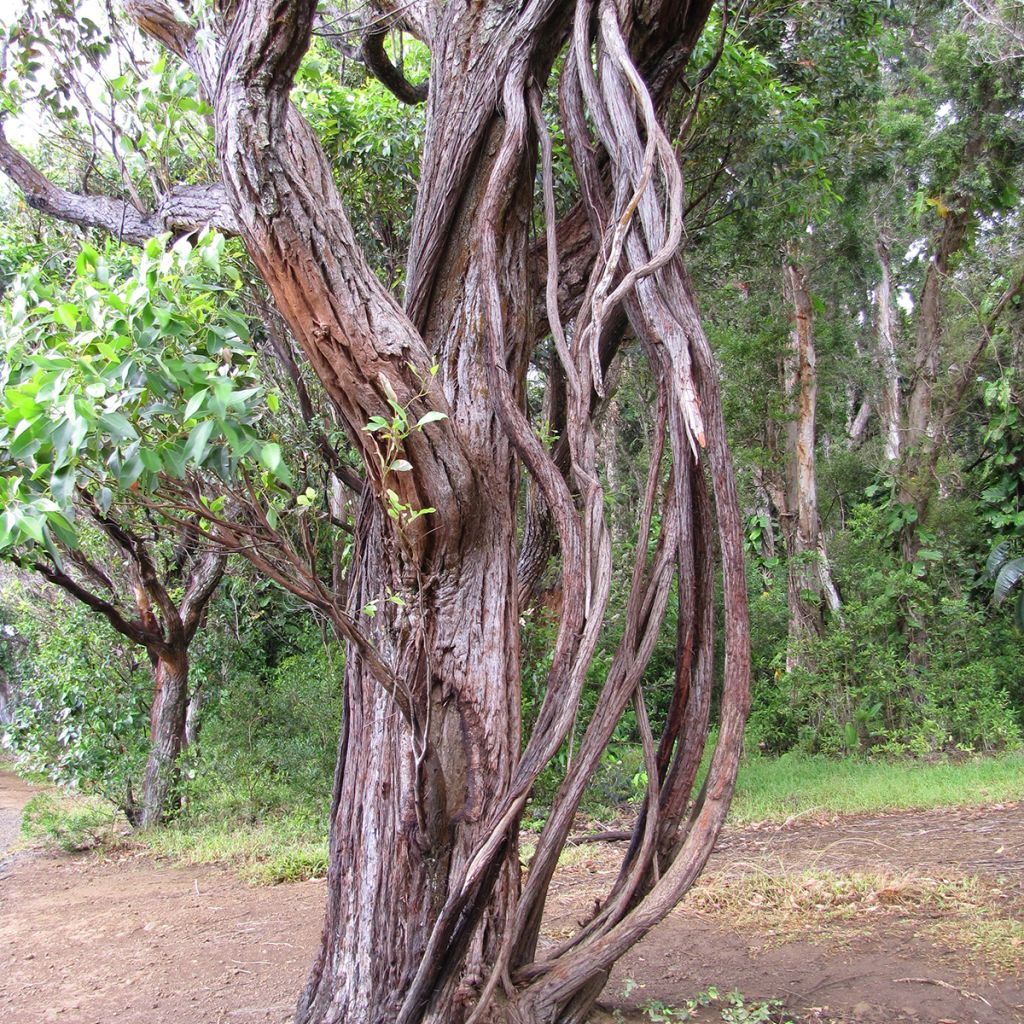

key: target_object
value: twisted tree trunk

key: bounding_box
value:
[8,0,752,1019]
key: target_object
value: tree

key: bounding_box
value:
[0,236,253,823]
[0,1,751,1022]
[864,6,1024,559]
[777,253,842,668]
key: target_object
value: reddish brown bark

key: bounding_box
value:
[138,649,191,828]
[5,0,753,1020]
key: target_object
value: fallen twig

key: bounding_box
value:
[894,977,992,1006]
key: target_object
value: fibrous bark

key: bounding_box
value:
[4,0,753,1019]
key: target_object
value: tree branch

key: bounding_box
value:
[30,559,157,650]
[180,549,227,643]
[0,122,236,245]
[360,28,428,105]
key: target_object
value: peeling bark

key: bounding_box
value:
[7,0,753,1019]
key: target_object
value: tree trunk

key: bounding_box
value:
[0,665,12,725]
[874,235,903,464]
[298,494,522,1024]
[184,685,205,749]
[780,258,840,671]
[97,2,750,1021]
[138,647,190,829]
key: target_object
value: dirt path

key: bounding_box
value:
[0,772,1021,1024]
[577,802,1024,1023]
[0,770,39,865]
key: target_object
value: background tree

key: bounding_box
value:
[0,236,257,824]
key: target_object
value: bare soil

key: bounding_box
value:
[0,771,1021,1024]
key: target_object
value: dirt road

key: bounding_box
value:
[0,770,38,864]
[0,771,1020,1024]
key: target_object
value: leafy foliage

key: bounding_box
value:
[3,597,150,803]
[0,231,288,562]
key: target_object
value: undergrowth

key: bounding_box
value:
[604,984,795,1023]
[139,810,328,884]
[14,748,1024,887]
[725,747,1024,824]
[20,791,120,852]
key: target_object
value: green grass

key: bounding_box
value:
[20,791,120,852]
[139,811,328,884]
[13,748,1024,883]
[726,748,1024,824]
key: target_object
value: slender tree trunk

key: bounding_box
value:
[847,395,871,449]
[0,675,10,724]
[184,685,205,748]
[139,647,190,828]
[874,235,903,464]
[780,258,840,671]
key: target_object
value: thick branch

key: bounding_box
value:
[360,29,428,105]
[82,498,184,646]
[31,560,158,650]
[180,549,227,643]
[0,123,236,245]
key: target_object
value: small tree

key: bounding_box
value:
[0,235,260,824]
[0,2,752,1021]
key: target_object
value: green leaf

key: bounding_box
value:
[117,453,145,488]
[42,525,64,570]
[185,419,215,465]
[986,540,1011,580]
[390,459,413,473]
[98,412,138,442]
[184,388,208,422]
[994,557,1024,605]
[54,303,79,330]
[415,410,448,429]
[260,442,282,474]
[219,309,250,341]
[18,512,45,545]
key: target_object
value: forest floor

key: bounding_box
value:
[1,770,1022,1024]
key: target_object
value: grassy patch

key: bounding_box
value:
[929,915,1024,976]
[689,865,1022,977]
[726,749,1024,824]
[139,811,328,884]
[691,868,981,927]
[20,791,121,852]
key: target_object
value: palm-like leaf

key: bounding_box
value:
[993,556,1024,605]
[986,539,1012,580]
